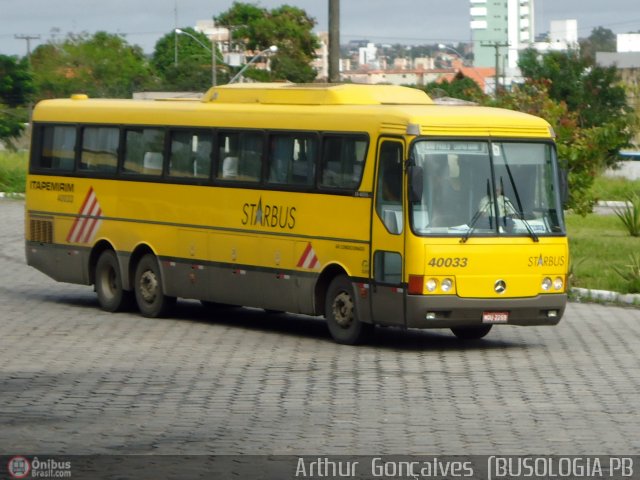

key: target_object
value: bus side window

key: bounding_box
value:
[376,141,403,234]
[123,128,165,175]
[35,125,76,171]
[268,134,316,186]
[169,130,212,179]
[217,131,263,182]
[80,127,118,173]
[320,136,367,190]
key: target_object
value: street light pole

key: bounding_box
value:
[175,28,217,86]
[437,43,486,92]
[228,46,278,84]
[437,43,466,65]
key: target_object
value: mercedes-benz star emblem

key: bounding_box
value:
[494,280,507,294]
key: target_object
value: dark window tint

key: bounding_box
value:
[267,134,317,186]
[217,131,263,182]
[376,141,404,234]
[123,128,165,175]
[80,127,118,173]
[34,125,76,171]
[168,130,212,179]
[320,136,367,189]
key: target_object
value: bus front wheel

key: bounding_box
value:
[95,250,132,312]
[451,324,492,340]
[325,275,373,345]
[134,254,175,317]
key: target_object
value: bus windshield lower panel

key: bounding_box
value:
[410,139,564,238]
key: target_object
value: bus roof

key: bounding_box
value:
[201,82,434,105]
[32,83,553,139]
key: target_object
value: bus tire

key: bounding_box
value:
[95,250,132,312]
[134,254,175,318]
[451,324,492,340]
[325,274,373,345]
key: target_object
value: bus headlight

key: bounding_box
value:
[426,278,438,292]
[554,277,564,291]
[541,277,552,291]
[441,278,453,292]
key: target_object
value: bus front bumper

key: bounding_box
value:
[405,293,567,329]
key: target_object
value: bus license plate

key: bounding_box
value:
[482,311,509,323]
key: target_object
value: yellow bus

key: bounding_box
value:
[25,83,568,344]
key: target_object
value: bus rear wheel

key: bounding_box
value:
[325,274,373,345]
[451,324,492,340]
[95,250,132,312]
[134,254,175,317]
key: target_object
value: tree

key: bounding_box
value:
[518,48,630,128]
[489,79,638,215]
[216,2,319,83]
[579,27,616,62]
[0,55,33,146]
[423,72,486,103]
[31,32,152,99]
[152,28,225,90]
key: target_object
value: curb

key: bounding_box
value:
[571,287,640,306]
[0,192,25,199]
[597,200,631,208]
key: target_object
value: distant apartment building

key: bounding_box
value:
[617,33,640,53]
[414,57,435,70]
[313,32,329,81]
[341,69,452,86]
[470,0,535,77]
[533,20,578,53]
[359,43,379,69]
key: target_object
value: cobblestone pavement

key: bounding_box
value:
[1,198,639,454]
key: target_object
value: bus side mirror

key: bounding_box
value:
[559,166,569,207]
[408,165,423,203]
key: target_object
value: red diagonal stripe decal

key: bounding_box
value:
[297,242,313,268]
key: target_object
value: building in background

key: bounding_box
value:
[313,32,329,81]
[358,43,379,69]
[470,0,535,85]
[617,34,640,53]
[596,34,640,144]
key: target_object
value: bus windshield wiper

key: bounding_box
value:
[459,202,490,243]
[500,161,540,242]
[510,210,539,242]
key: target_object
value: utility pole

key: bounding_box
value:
[482,41,509,97]
[328,0,340,83]
[15,34,40,124]
[14,34,40,63]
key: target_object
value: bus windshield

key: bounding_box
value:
[410,139,564,238]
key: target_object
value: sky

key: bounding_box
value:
[1,0,640,57]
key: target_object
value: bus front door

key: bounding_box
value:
[370,139,406,327]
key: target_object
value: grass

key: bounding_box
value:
[566,213,640,293]
[0,150,28,193]
[592,175,640,201]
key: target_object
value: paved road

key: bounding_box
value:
[1,198,639,454]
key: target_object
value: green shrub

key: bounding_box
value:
[0,151,27,193]
[614,194,640,237]
[613,252,640,293]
